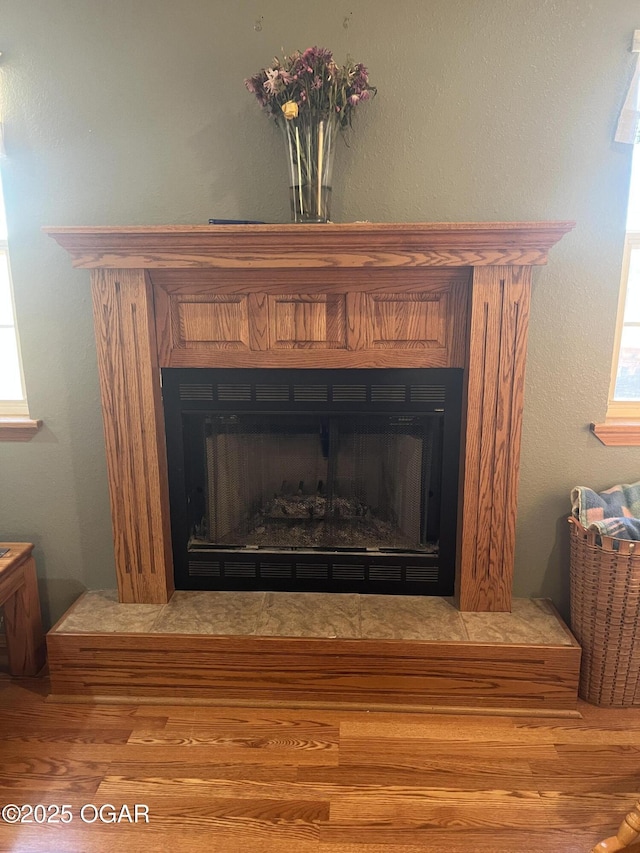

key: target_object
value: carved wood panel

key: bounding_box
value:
[154,276,468,368]
[370,292,447,348]
[178,297,250,348]
[268,294,347,349]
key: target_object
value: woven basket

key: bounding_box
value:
[569,517,640,706]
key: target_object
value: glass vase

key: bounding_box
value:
[280,112,339,223]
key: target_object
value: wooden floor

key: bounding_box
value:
[1,672,640,853]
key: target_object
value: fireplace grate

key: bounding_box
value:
[371,385,408,402]
[256,384,290,401]
[187,559,221,576]
[295,564,329,579]
[176,379,448,409]
[259,562,292,578]
[293,385,329,401]
[333,564,366,580]
[217,384,252,401]
[187,560,439,589]
[410,385,446,404]
[185,551,443,593]
[369,565,402,581]
[179,384,215,401]
[332,385,367,401]
[406,566,440,583]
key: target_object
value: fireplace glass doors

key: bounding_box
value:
[163,369,462,595]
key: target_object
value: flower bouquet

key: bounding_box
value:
[245,47,375,222]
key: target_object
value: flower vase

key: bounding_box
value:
[280,112,339,223]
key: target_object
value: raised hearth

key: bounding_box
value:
[47,591,581,714]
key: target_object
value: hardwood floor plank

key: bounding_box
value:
[298,764,536,790]
[338,736,558,760]
[538,791,640,826]
[97,778,536,802]
[103,744,339,771]
[0,759,107,794]
[0,826,321,853]
[318,829,607,852]
[329,789,548,829]
[512,722,640,745]
[338,715,520,739]
[0,728,135,745]
[1,705,168,732]
[531,746,640,792]
[2,674,640,852]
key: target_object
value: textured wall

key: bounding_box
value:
[1,0,638,626]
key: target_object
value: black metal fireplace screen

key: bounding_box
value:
[162,368,462,595]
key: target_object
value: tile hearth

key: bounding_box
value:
[52,590,574,646]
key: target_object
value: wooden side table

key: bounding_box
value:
[0,543,46,676]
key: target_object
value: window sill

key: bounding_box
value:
[591,421,640,446]
[0,418,43,442]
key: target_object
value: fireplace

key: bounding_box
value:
[163,368,462,594]
[46,222,574,610]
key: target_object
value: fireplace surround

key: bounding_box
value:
[46,221,574,612]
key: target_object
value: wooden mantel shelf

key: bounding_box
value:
[44,221,574,269]
[47,221,574,611]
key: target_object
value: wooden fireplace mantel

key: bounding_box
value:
[46,222,574,611]
[45,221,573,269]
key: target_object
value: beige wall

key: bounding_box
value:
[1,0,638,626]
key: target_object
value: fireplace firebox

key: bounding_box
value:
[163,368,462,595]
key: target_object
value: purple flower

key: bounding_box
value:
[244,72,269,107]
[303,46,333,64]
[244,72,263,94]
[245,47,375,125]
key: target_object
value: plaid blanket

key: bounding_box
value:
[571,480,640,540]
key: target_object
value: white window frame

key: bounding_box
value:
[0,187,29,417]
[606,231,640,420]
[602,29,640,426]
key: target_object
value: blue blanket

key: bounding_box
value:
[571,480,640,540]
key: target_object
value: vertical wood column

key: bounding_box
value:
[91,269,174,604]
[456,265,532,612]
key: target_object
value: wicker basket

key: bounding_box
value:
[569,517,640,706]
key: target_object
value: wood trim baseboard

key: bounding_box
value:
[43,693,582,717]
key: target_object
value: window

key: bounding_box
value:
[0,173,28,416]
[591,31,640,444]
[607,146,640,419]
